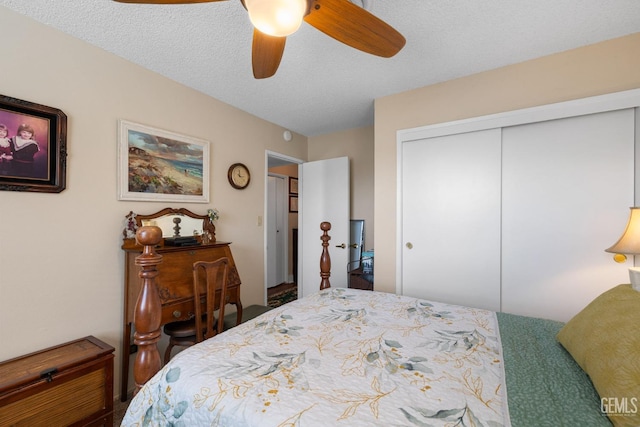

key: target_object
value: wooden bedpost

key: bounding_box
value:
[320,222,331,290]
[133,226,163,395]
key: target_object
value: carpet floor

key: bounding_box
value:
[114,396,131,425]
[267,283,298,307]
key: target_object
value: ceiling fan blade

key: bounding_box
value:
[304,0,405,58]
[252,29,286,79]
[113,0,225,4]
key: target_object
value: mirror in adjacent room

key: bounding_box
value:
[349,219,365,268]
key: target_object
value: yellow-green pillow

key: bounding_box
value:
[557,284,640,427]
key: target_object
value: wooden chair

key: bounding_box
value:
[163,257,230,363]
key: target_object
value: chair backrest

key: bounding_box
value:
[192,257,230,343]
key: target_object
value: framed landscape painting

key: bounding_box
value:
[118,120,210,203]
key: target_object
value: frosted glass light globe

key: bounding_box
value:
[245,0,307,37]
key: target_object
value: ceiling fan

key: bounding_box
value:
[113,0,406,79]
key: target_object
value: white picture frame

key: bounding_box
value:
[118,120,210,203]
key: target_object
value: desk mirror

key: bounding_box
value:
[123,207,215,242]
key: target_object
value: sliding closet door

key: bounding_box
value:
[401,129,501,310]
[502,109,634,321]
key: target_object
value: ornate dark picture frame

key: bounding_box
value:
[0,94,67,193]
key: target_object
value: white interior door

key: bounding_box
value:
[401,129,502,310]
[299,157,350,298]
[267,175,286,288]
[501,109,634,321]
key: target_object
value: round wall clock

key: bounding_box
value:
[228,163,250,189]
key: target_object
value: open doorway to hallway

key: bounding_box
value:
[265,152,303,306]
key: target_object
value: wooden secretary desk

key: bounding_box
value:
[120,208,243,401]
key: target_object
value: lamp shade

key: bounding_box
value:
[245,0,307,37]
[605,207,640,255]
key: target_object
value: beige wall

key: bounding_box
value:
[0,7,307,397]
[308,126,375,250]
[374,33,640,294]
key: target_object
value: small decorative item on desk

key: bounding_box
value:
[123,211,138,239]
[172,217,182,237]
[207,208,219,223]
[204,208,219,243]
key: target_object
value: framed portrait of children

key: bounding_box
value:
[0,94,67,193]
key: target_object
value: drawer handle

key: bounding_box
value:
[173,310,182,318]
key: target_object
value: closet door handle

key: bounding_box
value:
[335,243,346,249]
[406,242,413,249]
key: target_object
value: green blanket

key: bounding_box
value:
[497,312,612,426]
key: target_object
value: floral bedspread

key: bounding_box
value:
[122,288,510,426]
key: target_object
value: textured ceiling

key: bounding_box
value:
[1,0,640,136]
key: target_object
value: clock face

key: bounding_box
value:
[228,163,250,189]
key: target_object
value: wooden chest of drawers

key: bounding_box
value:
[0,336,114,426]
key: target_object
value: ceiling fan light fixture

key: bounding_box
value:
[245,0,306,37]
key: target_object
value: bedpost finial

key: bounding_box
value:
[136,225,163,247]
[320,222,331,290]
[132,224,163,395]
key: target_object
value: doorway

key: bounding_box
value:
[265,151,303,304]
[265,152,351,302]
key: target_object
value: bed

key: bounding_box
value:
[122,222,640,427]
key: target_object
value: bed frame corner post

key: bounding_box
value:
[320,221,331,290]
[132,226,164,395]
